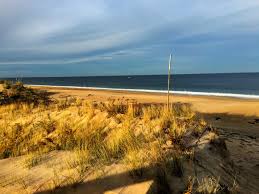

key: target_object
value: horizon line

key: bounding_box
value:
[1,71,259,79]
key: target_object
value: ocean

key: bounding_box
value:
[2,73,259,99]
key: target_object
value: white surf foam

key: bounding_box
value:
[28,84,259,99]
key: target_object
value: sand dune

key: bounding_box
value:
[0,85,258,193]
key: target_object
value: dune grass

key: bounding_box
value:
[0,94,205,162]
[0,83,211,193]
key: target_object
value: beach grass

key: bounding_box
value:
[0,82,221,193]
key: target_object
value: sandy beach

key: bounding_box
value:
[31,85,259,136]
[32,85,259,116]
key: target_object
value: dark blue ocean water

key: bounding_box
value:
[2,73,259,95]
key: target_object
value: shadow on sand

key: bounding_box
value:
[35,165,172,194]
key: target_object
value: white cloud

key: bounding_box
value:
[1,0,259,76]
[0,55,111,65]
[0,46,151,65]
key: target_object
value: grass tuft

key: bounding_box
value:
[196,176,220,194]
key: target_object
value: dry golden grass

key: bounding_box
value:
[196,176,221,194]
[0,88,209,193]
[0,97,205,162]
[23,152,45,169]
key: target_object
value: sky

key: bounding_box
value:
[0,0,259,77]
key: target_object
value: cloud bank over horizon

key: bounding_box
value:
[0,0,259,77]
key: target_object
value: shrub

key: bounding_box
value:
[0,81,50,105]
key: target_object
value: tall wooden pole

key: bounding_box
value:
[167,54,172,111]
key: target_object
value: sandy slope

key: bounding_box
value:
[0,151,154,194]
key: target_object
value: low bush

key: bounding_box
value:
[0,81,50,105]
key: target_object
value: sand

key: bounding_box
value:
[32,85,259,116]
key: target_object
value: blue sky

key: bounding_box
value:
[0,0,259,77]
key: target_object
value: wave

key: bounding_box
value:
[28,84,259,99]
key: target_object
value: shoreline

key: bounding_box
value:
[30,84,259,117]
[28,84,259,100]
[30,84,259,138]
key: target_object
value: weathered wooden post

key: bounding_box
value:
[167,54,172,111]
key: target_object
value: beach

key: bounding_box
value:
[0,83,259,193]
[30,85,259,137]
[31,85,259,115]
